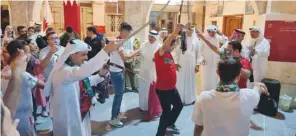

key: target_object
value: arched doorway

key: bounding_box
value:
[1,4,10,34]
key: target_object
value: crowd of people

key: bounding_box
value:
[0,20,271,136]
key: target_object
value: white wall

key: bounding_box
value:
[93,1,105,26]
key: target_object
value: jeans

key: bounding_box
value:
[110,71,125,119]
[156,88,183,136]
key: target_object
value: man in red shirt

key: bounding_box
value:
[197,31,252,88]
[154,24,183,136]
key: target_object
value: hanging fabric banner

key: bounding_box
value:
[63,0,81,37]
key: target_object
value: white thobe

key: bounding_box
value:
[176,36,201,104]
[200,35,221,91]
[51,50,109,136]
[249,38,270,82]
[158,37,165,45]
[138,42,160,111]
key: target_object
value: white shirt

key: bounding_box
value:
[39,45,65,80]
[122,37,135,55]
[1,69,38,114]
[29,32,45,42]
[192,88,260,136]
[109,47,125,72]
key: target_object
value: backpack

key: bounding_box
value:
[97,34,109,44]
[36,35,47,50]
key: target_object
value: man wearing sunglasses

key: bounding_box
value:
[39,30,65,116]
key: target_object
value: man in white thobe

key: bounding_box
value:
[199,25,225,91]
[176,24,201,105]
[44,39,117,136]
[247,26,270,82]
[158,28,168,45]
[138,30,161,111]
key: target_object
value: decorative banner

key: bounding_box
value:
[95,25,106,34]
[63,0,79,6]
[43,0,53,31]
[63,0,81,37]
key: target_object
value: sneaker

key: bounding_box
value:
[97,98,106,104]
[167,124,180,134]
[132,87,138,92]
[109,118,124,128]
[41,111,49,117]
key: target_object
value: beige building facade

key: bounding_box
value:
[1,1,295,86]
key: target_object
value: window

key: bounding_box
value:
[212,21,217,26]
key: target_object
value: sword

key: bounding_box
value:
[117,0,171,45]
[124,68,150,83]
[178,0,184,24]
[187,0,190,22]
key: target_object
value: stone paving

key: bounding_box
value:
[37,91,296,136]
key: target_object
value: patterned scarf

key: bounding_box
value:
[216,81,239,92]
[65,59,95,121]
[217,49,240,92]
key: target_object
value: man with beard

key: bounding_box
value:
[16,26,28,41]
[175,23,201,105]
[247,27,270,83]
[138,30,161,115]
[43,39,117,136]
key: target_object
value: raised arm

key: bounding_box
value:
[65,50,109,82]
[159,24,182,56]
[39,45,56,71]
[197,33,220,55]
[64,42,117,82]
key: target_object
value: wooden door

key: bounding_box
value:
[49,2,64,34]
[223,15,243,37]
[80,5,93,39]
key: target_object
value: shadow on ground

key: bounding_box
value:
[91,107,145,136]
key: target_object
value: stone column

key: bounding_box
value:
[124,1,153,42]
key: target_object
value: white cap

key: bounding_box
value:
[249,26,261,32]
[148,30,159,40]
[207,25,217,32]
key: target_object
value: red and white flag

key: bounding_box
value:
[43,0,53,31]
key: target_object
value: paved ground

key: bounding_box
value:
[37,91,296,136]
[36,64,296,135]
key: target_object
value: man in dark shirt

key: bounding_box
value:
[84,26,109,103]
[84,26,103,59]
